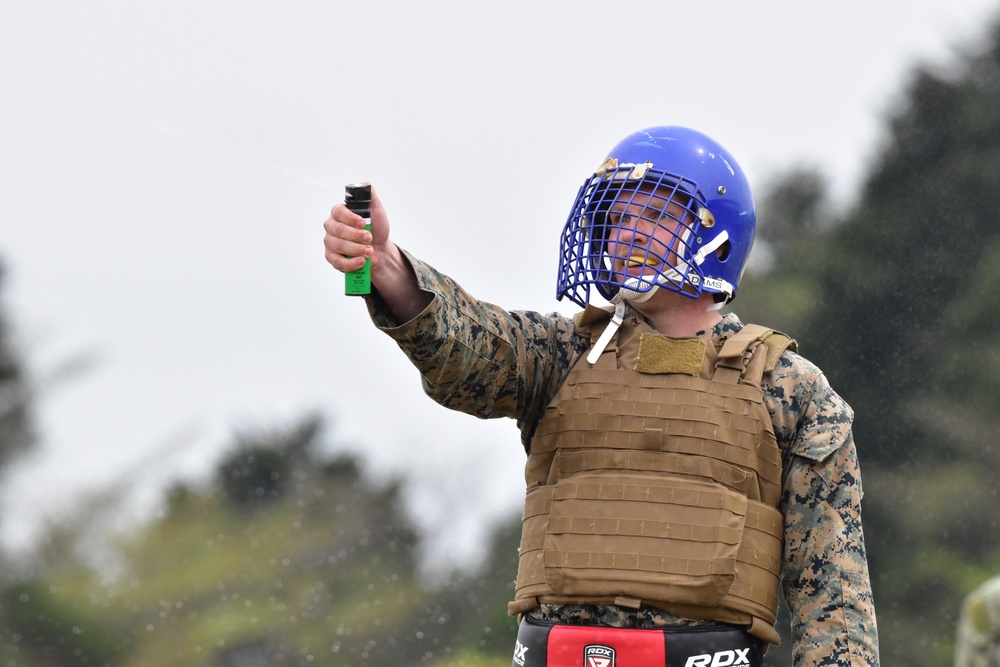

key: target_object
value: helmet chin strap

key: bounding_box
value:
[585,297,626,365]
[619,276,659,304]
[586,277,657,364]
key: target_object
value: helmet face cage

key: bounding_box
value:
[556,127,756,309]
[557,165,706,307]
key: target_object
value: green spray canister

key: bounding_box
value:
[344,183,372,296]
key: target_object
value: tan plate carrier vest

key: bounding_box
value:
[508,310,796,647]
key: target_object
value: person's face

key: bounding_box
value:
[604,185,694,281]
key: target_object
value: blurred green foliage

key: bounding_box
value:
[0,415,518,666]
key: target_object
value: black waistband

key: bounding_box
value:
[512,616,763,667]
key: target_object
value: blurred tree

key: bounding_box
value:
[736,164,834,337]
[215,416,322,513]
[804,22,1000,468]
[0,257,40,666]
[0,259,35,478]
[0,415,434,666]
[430,515,521,666]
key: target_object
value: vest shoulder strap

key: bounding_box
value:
[718,324,798,373]
[761,330,798,371]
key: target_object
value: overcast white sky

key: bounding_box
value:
[2,0,999,567]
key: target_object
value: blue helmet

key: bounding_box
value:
[555,126,756,309]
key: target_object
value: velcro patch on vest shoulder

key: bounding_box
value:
[762,332,796,371]
[633,334,707,376]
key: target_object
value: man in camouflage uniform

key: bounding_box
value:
[956,574,1000,666]
[323,127,879,666]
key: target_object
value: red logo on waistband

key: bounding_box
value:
[584,644,615,667]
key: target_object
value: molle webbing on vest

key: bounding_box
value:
[512,317,790,646]
[529,370,782,505]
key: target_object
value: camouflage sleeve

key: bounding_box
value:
[365,250,590,448]
[766,354,880,666]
